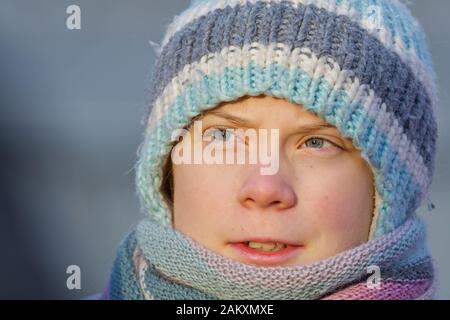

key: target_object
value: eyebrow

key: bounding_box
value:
[204,110,252,126]
[202,110,337,133]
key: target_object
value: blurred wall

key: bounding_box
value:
[0,0,448,299]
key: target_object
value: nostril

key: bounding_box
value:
[242,197,256,207]
[240,195,294,210]
[271,200,291,209]
[238,174,297,210]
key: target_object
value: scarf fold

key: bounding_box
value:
[103,215,436,300]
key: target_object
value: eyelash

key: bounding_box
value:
[300,136,338,151]
[204,127,340,151]
[204,127,241,144]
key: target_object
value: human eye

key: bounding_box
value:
[204,127,235,143]
[299,136,341,153]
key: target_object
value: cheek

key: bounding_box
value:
[305,183,352,233]
[298,160,374,243]
[172,163,238,241]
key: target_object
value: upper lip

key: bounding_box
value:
[230,238,302,247]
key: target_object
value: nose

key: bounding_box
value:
[237,171,297,211]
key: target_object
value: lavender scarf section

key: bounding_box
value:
[103,215,436,300]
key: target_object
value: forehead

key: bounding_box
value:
[201,95,329,126]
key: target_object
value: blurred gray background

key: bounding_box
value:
[0,0,448,299]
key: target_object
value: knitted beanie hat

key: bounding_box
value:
[135,0,438,239]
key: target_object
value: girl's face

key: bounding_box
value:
[172,95,375,266]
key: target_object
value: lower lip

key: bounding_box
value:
[228,242,303,266]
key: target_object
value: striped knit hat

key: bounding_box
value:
[135,0,439,238]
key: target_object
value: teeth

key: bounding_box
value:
[247,242,287,252]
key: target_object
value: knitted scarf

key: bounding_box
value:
[102,215,436,300]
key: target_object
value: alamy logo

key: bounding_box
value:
[66,5,81,30]
[171,120,280,175]
[66,265,81,290]
[366,265,382,289]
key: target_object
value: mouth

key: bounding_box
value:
[227,239,304,266]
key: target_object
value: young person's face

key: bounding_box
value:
[172,95,375,266]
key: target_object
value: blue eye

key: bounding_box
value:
[303,137,336,150]
[211,128,233,141]
[305,137,325,148]
[204,127,237,144]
